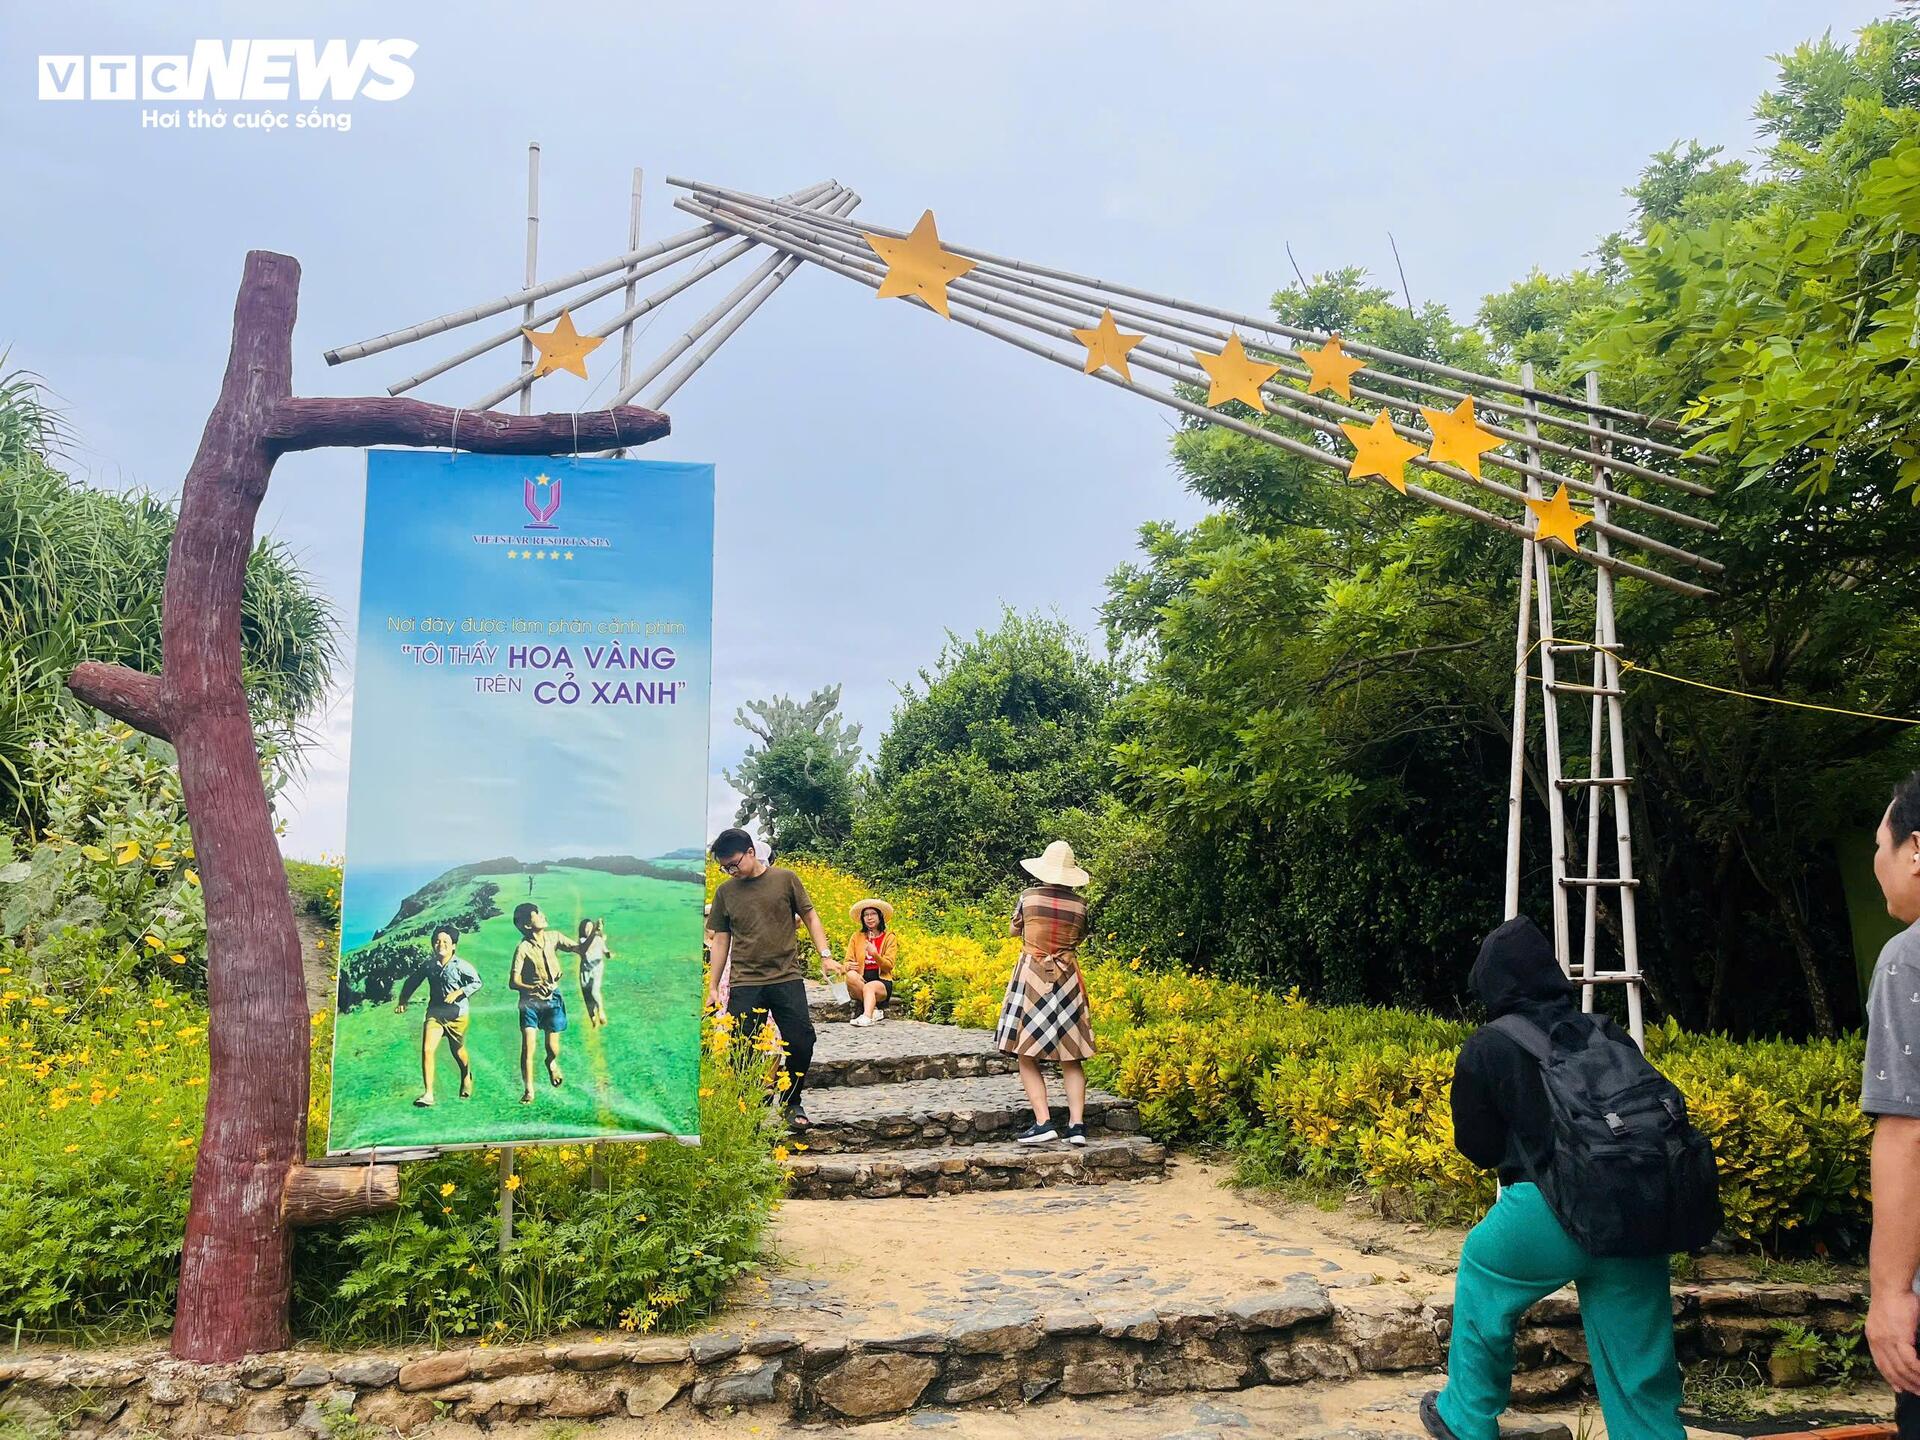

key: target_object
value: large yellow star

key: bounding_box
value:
[864,210,977,319]
[1300,335,1367,400]
[522,311,604,380]
[1194,335,1280,411]
[1339,410,1427,494]
[1073,309,1146,382]
[1419,397,1505,478]
[1524,485,1593,551]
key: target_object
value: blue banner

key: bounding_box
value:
[328,450,713,1152]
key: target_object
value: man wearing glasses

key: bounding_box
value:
[706,827,838,1127]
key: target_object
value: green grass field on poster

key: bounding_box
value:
[328,858,703,1151]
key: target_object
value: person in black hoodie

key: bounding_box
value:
[1421,916,1684,1440]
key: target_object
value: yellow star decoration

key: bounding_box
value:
[1300,335,1367,400]
[1194,335,1280,412]
[1072,309,1146,382]
[864,210,977,319]
[1524,485,1593,551]
[1419,397,1504,478]
[1339,410,1427,494]
[522,311,604,380]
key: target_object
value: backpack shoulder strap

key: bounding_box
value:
[1489,1014,1554,1065]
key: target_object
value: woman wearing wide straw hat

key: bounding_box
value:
[995,840,1095,1146]
[844,898,897,1027]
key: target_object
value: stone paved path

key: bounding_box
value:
[787,983,1167,1197]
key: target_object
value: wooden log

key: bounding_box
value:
[64,248,672,1364]
[282,1164,402,1227]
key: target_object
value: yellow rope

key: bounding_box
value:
[1523,636,1920,726]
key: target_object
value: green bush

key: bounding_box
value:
[793,857,1875,1252]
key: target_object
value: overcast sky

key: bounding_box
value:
[1,2,1881,859]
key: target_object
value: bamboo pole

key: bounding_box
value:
[469,187,851,413]
[680,194,1720,578]
[668,177,1699,439]
[518,143,541,417]
[618,188,863,411]
[671,194,1713,599]
[1504,531,1537,920]
[1523,364,1573,973]
[693,189,1717,507]
[323,179,839,366]
[619,168,644,396]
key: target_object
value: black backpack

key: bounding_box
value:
[1491,1013,1721,1258]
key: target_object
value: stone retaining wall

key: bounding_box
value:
[784,1136,1168,1198]
[0,1279,1864,1438]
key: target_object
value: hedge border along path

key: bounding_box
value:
[0,1276,1867,1436]
[775,861,1876,1252]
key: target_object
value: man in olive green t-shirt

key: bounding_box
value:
[707,828,838,1124]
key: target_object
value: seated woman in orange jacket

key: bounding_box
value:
[844,898,897,1028]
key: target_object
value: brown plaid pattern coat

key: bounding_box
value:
[994,885,1095,1061]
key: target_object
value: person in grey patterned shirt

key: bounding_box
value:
[1864,770,1920,1434]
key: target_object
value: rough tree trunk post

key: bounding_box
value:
[66,251,668,1362]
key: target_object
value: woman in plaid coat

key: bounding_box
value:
[995,840,1096,1146]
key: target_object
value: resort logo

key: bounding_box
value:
[472,468,611,556]
[36,40,417,135]
[524,473,562,531]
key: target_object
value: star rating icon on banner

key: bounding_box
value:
[865,211,977,319]
[521,311,605,380]
[1195,335,1280,412]
[1073,309,1146,382]
[505,549,577,561]
[1524,486,1593,551]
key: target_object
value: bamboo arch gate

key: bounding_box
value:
[76,168,1716,1360]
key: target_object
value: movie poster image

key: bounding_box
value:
[327,450,713,1153]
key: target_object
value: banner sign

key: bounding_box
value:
[328,450,713,1153]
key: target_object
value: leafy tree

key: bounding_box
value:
[724,686,860,858]
[0,371,335,832]
[1099,24,1920,1034]
[1591,20,1920,497]
[856,612,1118,898]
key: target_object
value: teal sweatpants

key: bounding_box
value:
[1437,1182,1684,1440]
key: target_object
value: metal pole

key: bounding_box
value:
[518,143,541,416]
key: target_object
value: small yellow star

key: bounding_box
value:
[864,211,977,319]
[1419,397,1504,478]
[563,551,575,561]
[522,311,604,380]
[1339,410,1427,494]
[1072,309,1146,383]
[1299,335,1367,400]
[536,551,547,562]
[1524,485,1593,551]
[534,473,552,487]
[1193,335,1280,412]
[546,549,558,558]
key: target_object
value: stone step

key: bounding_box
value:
[807,979,852,1021]
[807,1015,1019,1089]
[798,1072,1141,1154]
[784,1134,1169,1198]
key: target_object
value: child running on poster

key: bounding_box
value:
[508,902,586,1105]
[576,916,613,1027]
[393,925,483,1108]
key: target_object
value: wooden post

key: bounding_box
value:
[498,1147,516,1254]
[65,250,666,1362]
[283,1163,401,1226]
